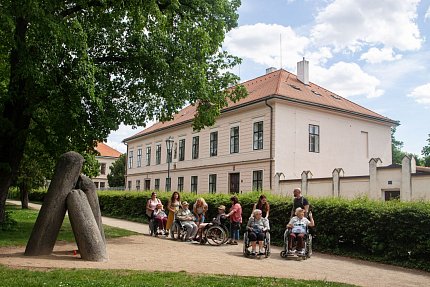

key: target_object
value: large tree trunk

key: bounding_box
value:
[67,189,107,262]
[78,175,106,243]
[0,16,30,223]
[25,152,84,256]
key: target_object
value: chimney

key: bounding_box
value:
[266,67,277,74]
[297,57,309,85]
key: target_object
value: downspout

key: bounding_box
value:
[265,99,273,190]
[125,142,128,190]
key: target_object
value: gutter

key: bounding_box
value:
[265,99,273,190]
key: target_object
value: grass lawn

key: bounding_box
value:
[0,204,138,247]
[0,266,356,287]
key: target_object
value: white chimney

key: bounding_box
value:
[297,57,309,85]
[266,67,277,74]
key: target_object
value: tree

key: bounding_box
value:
[422,134,430,167]
[391,127,406,164]
[108,154,126,188]
[0,1,246,222]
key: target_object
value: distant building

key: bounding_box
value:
[93,142,122,189]
[123,59,397,194]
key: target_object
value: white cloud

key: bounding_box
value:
[360,47,402,64]
[224,23,310,70]
[407,83,430,106]
[107,123,149,153]
[311,62,384,98]
[425,6,430,20]
[311,0,422,51]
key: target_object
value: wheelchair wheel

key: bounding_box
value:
[206,225,226,246]
[242,232,250,257]
[306,234,313,258]
[264,233,271,258]
[280,251,287,258]
[171,222,183,240]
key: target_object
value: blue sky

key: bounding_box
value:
[108,0,430,158]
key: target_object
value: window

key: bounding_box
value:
[100,182,105,189]
[145,146,151,166]
[209,174,217,194]
[309,124,320,153]
[136,180,141,191]
[179,139,185,161]
[177,177,184,192]
[230,126,239,154]
[210,131,218,157]
[95,182,99,188]
[137,148,142,167]
[165,177,171,192]
[253,121,263,150]
[100,163,106,175]
[155,144,161,165]
[191,176,198,194]
[253,170,263,191]
[154,179,160,190]
[127,180,132,190]
[144,179,150,191]
[385,190,400,201]
[128,151,133,169]
[192,136,199,159]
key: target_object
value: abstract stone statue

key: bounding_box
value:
[25,151,107,262]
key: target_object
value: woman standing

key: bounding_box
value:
[225,195,242,245]
[146,192,161,219]
[252,194,270,219]
[166,191,181,232]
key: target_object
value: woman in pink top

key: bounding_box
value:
[225,195,242,245]
[146,192,161,218]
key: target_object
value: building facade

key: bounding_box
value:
[93,142,122,189]
[123,60,397,194]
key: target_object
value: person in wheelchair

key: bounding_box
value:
[246,209,270,256]
[153,203,168,236]
[287,207,314,256]
[176,201,198,241]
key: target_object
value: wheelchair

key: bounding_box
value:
[170,218,188,241]
[280,227,312,259]
[243,229,270,258]
[198,222,229,246]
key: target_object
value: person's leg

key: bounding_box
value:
[190,223,198,239]
[248,232,257,254]
[182,222,192,240]
[288,233,296,251]
[257,233,265,254]
[297,233,305,251]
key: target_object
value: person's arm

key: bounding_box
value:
[263,218,270,231]
[167,200,175,213]
[146,200,152,213]
[308,213,315,227]
[286,217,294,228]
[246,218,253,231]
[252,203,256,212]
[225,204,237,218]
[265,203,270,219]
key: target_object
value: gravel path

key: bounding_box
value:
[2,200,429,287]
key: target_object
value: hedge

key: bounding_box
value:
[14,188,430,271]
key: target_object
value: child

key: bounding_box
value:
[153,203,168,235]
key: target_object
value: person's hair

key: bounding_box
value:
[151,192,157,197]
[253,209,262,216]
[257,194,268,209]
[230,195,239,204]
[170,191,181,202]
[293,188,301,194]
[195,197,207,207]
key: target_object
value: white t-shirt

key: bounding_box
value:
[288,216,310,234]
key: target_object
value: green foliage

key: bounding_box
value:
[0,266,353,287]
[82,151,100,178]
[107,153,126,187]
[1,204,137,247]
[0,211,17,231]
[391,127,406,164]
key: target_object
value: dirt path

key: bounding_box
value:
[1,234,429,287]
[2,200,429,287]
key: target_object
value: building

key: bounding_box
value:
[93,142,122,189]
[123,59,397,194]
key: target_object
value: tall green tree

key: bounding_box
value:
[391,127,406,164]
[0,0,246,222]
[108,154,126,188]
[422,134,430,167]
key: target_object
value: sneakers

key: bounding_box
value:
[258,251,264,256]
[250,251,256,256]
[298,250,305,256]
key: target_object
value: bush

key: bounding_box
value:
[26,189,430,271]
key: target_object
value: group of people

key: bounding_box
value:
[145,188,315,255]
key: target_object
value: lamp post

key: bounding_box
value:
[165,136,174,191]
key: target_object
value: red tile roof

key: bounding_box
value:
[96,142,122,158]
[125,69,397,141]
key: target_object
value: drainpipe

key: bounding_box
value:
[265,99,273,190]
[125,142,128,190]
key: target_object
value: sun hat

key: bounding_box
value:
[218,205,226,210]
[182,201,189,206]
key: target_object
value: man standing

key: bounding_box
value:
[291,188,310,217]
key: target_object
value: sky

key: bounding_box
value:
[108,0,430,158]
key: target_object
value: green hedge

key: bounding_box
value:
[21,188,430,271]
